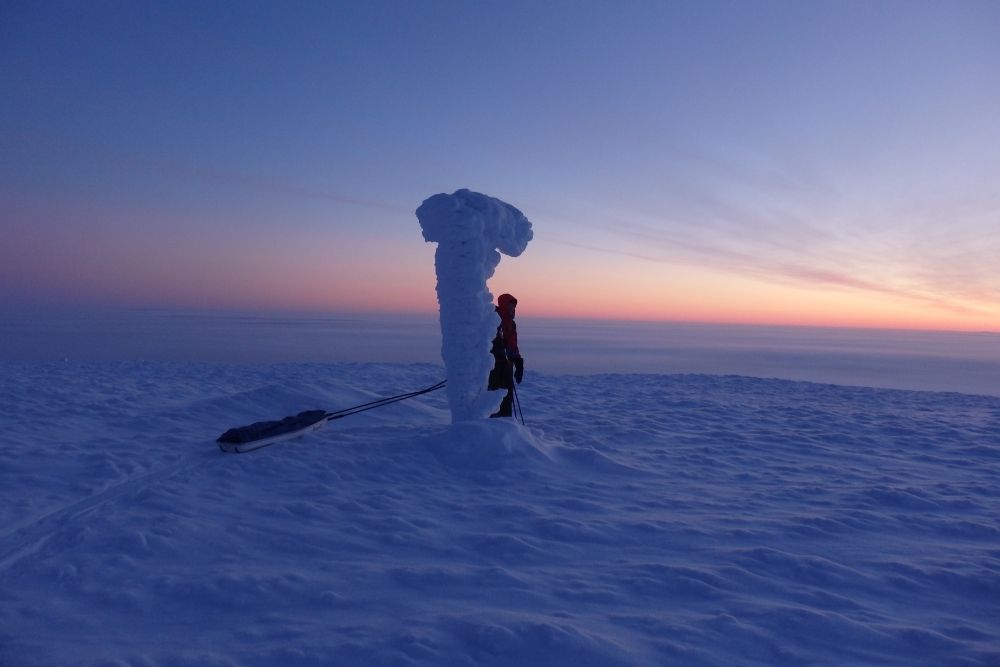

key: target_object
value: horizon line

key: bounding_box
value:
[3,302,996,337]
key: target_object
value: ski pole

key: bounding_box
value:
[511,379,525,426]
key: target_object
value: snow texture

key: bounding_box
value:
[416,189,533,422]
[2,360,999,666]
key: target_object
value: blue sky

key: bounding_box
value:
[2,1,998,329]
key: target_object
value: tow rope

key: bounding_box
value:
[325,379,446,421]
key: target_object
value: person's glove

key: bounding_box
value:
[513,357,524,384]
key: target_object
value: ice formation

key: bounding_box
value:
[416,189,533,422]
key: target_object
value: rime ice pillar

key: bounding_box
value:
[416,189,533,422]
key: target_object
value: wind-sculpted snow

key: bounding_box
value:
[416,189,533,422]
[421,419,557,473]
[2,361,1000,666]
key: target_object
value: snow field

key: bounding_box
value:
[1,361,999,666]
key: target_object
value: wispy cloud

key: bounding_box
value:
[541,142,1000,318]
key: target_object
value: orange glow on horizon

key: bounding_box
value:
[485,252,1000,334]
[505,285,996,331]
[4,198,995,335]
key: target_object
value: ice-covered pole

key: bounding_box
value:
[416,189,533,422]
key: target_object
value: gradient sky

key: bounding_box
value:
[2,1,999,330]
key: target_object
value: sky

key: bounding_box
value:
[2,0,999,331]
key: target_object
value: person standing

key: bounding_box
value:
[487,293,524,418]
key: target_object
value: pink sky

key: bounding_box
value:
[4,190,994,334]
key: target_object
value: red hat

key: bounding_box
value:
[497,293,517,309]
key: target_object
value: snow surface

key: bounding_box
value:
[2,360,999,666]
[416,190,532,421]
